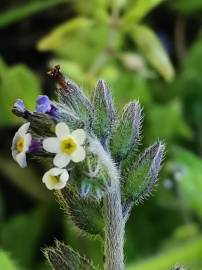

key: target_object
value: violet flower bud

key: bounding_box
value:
[14,99,26,113]
[36,95,58,118]
[12,99,31,118]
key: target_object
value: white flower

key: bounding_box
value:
[43,122,86,168]
[42,167,69,190]
[11,122,32,168]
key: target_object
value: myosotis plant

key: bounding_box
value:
[11,65,166,270]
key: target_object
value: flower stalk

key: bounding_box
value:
[103,183,125,270]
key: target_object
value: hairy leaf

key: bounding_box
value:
[110,101,142,162]
[58,187,104,236]
[55,102,85,130]
[122,141,165,204]
[56,76,93,129]
[45,241,97,270]
[27,112,56,137]
[91,80,115,143]
[131,25,175,82]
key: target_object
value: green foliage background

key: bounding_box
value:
[1,0,202,269]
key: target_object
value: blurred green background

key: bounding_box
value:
[1,0,202,269]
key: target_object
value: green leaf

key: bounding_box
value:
[0,0,68,28]
[57,187,104,237]
[123,0,165,25]
[37,18,92,52]
[122,141,165,204]
[127,236,202,270]
[170,148,202,218]
[74,0,108,22]
[1,208,47,268]
[37,19,109,69]
[0,250,21,270]
[91,80,115,142]
[172,0,202,14]
[45,241,97,270]
[0,155,51,202]
[173,36,202,128]
[131,25,175,82]
[110,101,142,161]
[0,58,40,126]
[147,101,192,143]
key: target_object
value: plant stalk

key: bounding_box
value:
[103,183,124,270]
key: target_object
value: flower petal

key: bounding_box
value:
[71,146,86,163]
[42,170,50,184]
[15,152,27,168]
[42,175,55,190]
[55,122,70,139]
[18,122,30,136]
[24,133,32,150]
[14,99,26,113]
[43,137,60,153]
[49,167,63,176]
[53,153,70,168]
[60,170,69,183]
[71,129,86,145]
[11,132,20,159]
[36,95,51,113]
[54,180,67,190]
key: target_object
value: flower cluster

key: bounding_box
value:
[11,65,164,202]
[12,94,86,190]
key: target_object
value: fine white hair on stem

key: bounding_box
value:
[88,136,119,188]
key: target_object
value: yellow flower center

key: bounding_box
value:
[16,137,25,153]
[61,137,77,155]
[50,175,60,184]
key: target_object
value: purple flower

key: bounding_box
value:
[36,95,58,117]
[14,99,26,113]
[29,139,43,154]
[36,95,51,113]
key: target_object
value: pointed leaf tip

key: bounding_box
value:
[44,241,97,270]
[122,141,165,204]
[110,100,143,161]
[92,79,115,142]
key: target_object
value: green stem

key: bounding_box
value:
[103,183,125,270]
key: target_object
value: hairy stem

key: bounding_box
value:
[103,183,125,270]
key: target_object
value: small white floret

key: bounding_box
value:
[42,168,69,190]
[43,122,86,168]
[11,122,32,168]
